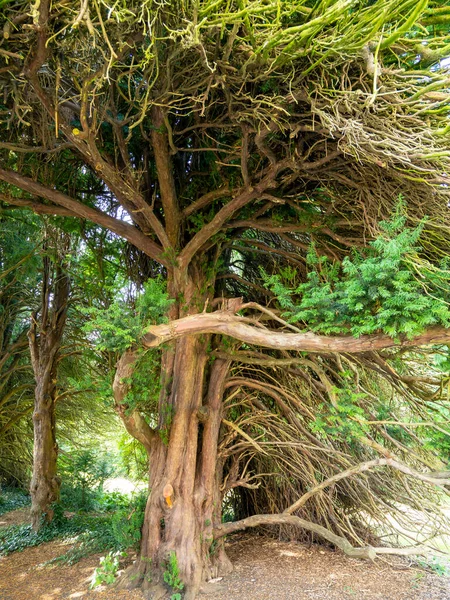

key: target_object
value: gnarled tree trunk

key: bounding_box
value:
[29,255,69,530]
[114,271,232,599]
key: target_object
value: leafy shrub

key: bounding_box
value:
[110,491,147,550]
[96,490,130,512]
[82,277,172,352]
[0,488,147,565]
[90,550,127,588]
[58,448,115,511]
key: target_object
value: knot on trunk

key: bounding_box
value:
[163,483,174,509]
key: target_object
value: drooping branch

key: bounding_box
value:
[213,513,431,559]
[0,169,168,266]
[285,458,450,515]
[143,310,450,354]
[112,350,156,454]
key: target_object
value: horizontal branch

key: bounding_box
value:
[142,311,450,354]
[0,194,76,217]
[0,142,74,154]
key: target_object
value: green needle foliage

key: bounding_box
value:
[263,209,450,337]
[82,278,172,353]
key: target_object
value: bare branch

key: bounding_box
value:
[182,187,229,218]
[1,194,77,218]
[286,458,450,515]
[213,513,431,559]
[142,311,450,354]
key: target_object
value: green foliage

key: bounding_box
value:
[117,433,149,480]
[263,211,450,338]
[163,551,185,598]
[0,490,147,563]
[311,390,370,443]
[110,491,147,550]
[123,349,161,415]
[0,511,94,556]
[0,488,30,515]
[415,555,450,577]
[58,448,115,511]
[90,550,127,588]
[82,278,172,352]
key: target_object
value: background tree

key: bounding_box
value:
[1,1,450,598]
[0,213,39,485]
[28,229,70,529]
[0,214,129,505]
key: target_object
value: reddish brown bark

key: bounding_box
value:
[114,272,233,599]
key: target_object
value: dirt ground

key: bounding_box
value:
[0,507,32,528]
[0,511,449,600]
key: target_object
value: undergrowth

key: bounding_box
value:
[0,491,147,564]
[0,488,30,516]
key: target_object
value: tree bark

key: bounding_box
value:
[116,272,233,599]
[29,257,69,530]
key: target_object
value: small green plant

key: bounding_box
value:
[90,550,127,588]
[163,551,184,599]
[415,556,450,577]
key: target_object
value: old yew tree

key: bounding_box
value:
[1,1,450,597]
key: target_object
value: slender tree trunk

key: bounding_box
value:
[30,358,60,529]
[29,255,69,530]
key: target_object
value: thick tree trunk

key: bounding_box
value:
[29,258,69,530]
[118,340,232,599]
[116,271,232,599]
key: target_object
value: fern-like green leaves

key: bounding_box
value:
[263,211,450,338]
